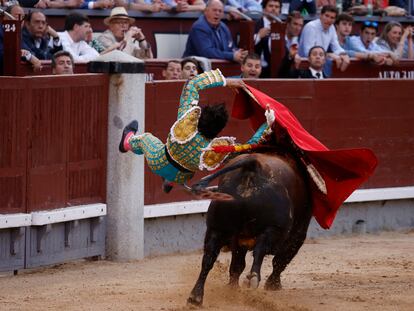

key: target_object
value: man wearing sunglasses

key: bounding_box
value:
[348,20,394,65]
[349,21,381,53]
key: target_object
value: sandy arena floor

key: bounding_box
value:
[0,231,413,311]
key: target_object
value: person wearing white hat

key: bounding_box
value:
[96,7,153,60]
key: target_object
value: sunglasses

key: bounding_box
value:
[364,21,378,28]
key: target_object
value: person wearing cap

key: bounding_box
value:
[96,7,153,60]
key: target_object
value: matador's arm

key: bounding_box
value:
[177,69,226,119]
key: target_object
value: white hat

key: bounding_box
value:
[104,7,135,26]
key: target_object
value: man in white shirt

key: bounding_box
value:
[298,5,349,72]
[58,13,99,62]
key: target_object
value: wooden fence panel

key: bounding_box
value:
[0,74,108,214]
[0,79,28,214]
[67,84,108,207]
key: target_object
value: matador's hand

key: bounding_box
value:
[226,79,247,93]
[265,104,275,127]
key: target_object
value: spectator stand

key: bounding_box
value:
[3,9,414,77]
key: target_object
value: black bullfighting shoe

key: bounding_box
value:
[119,120,138,153]
[162,178,174,194]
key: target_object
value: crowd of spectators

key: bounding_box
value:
[0,0,413,77]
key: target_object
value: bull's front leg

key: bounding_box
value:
[187,231,223,306]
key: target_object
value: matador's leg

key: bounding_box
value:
[119,121,177,193]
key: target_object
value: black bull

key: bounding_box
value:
[187,152,313,306]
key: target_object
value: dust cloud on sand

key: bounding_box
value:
[0,231,413,311]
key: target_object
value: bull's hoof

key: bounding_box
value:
[264,278,282,291]
[246,272,260,289]
[187,295,203,307]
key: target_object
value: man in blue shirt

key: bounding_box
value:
[345,20,392,65]
[299,5,349,72]
[183,0,247,62]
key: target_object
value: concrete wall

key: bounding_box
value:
[144,199,414,257]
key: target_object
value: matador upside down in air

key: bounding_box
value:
[118,69,275,193]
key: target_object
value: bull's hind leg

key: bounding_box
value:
[188,231,224,306]
[247,227,283,289]
[264,229,308,291]
[229,244,248,287]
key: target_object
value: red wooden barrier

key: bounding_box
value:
[0,74,108,214]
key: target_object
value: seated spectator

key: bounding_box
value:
[289,0,316,14]
[21,11,62,60]
[347,20,394,65]
[59,13,99,62]
[0,5,42,72]
[254,0,282,77]
[299,5,349,72]
[335,13,354,52]
[162,60,182,80]
[181,57,202,79]
[285,11,304,51]
[239,52,262,78]
[348,21,381,53]
[376,21,413,60]
[52,50,74,75]
[96,7,153,59]
[5,4,25,20]
[279,46,327,78]
[183,0,248,63]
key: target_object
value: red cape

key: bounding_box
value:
[232,85,378,229]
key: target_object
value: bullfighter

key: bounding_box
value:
[119,69,274,193]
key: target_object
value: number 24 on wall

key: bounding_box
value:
[4,23,16,32]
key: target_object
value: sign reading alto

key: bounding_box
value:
[329,59,414,78]
[379,70,414,79]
